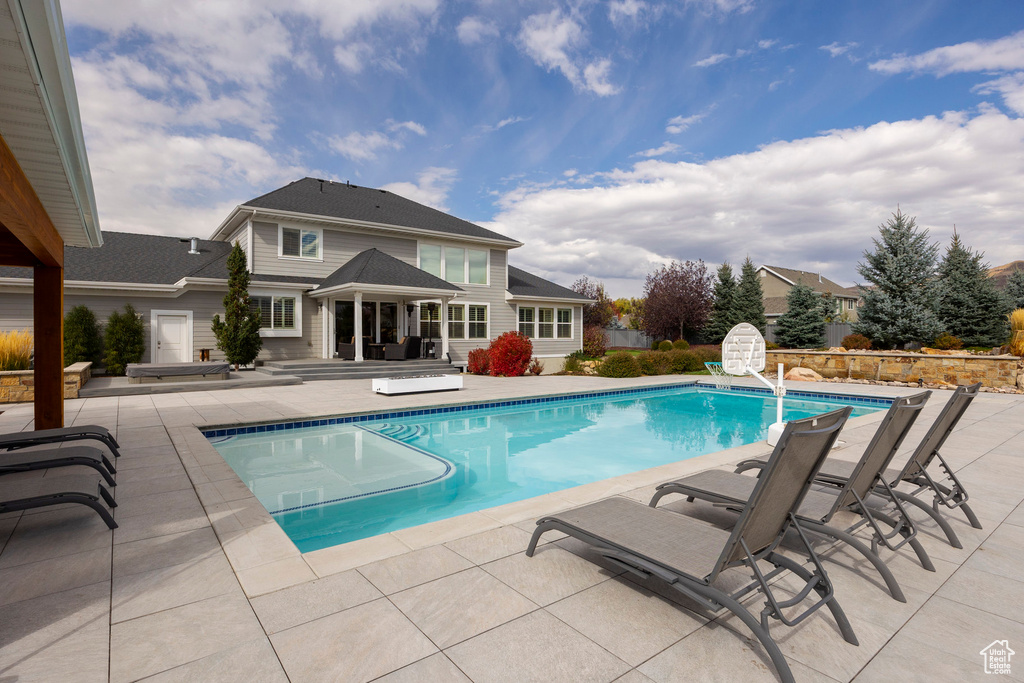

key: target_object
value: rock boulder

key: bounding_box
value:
[784,367,823,382]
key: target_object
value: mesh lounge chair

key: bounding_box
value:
[0,424,121,459]
[0,474,117,529]
[650,391,933,602]
[385,336,421,360]
[527,407,856,683]
[735,383,982,549]
[0,445,116,487]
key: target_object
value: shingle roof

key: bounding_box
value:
[764,296,789,316]
[762,265,858,298]
[507,266,592,301]
[315,248,462,292]
[244,178,519,244]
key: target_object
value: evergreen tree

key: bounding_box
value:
[212,242,262,369]
[774,284,828,348]
[103,304,146,375]
[703,262,742,342]
[736,256,768,333]
[936,231,1009,347]
[852,209,943,348]
[64,305,102,366]
[1005,269,1024,310]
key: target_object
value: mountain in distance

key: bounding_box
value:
[989,261,1024,289]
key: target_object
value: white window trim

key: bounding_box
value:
[150,310,194,363]
[518,305,536,338]
[277,225,323,262]
[447,302,490,341]
[418,242,490,286]
[516,305,574,341]
[250,289,303,337]
[556,306,574,340]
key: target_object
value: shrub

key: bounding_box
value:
[529,357,543,375]
[597,351,641,378]
[64,305,102,366]
[488,332,532,377]
[672,339,690,350]
[0,329,33,371]
[1008,309,1024,356]
[932,332,964,350]
[651,339,661,351]
[690,345,722,363]
[103,304,146,375]
[666,349,703,373]
[658,340,673,352]
[582,325,606,358]
[637,350,671,375]
[841,333,872,350]
[562,354,584,374]
[467,348,490,375]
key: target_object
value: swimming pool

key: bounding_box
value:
[207,384,886,552]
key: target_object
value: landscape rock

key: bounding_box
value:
[784,367,823,382]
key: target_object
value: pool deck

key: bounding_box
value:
[0,374,1021,682]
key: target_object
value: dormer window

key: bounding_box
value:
[279,227,321,260]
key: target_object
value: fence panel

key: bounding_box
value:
[765,323,851,347]
[605,329,653,348]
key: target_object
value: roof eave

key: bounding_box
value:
[310,282,464,299]
[507,293,592,304]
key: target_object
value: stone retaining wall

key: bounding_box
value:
[767,351,1021,390]
[0,362,92,404]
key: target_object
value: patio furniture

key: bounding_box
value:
[125,361,230,384]
[735,382,982,549]
[0,445,117,487]
[0,474,117,529]
[0,425,121,459]
[337,337,366,360]
[384,336,421,360]
[527,407,857,683]
[650,391,933,602]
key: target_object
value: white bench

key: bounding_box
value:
[372,374,463,395]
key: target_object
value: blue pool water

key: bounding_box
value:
[208,385,884,552]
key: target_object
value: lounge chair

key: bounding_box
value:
[650,391,933,602]
[385,336,421,360]
[0,424,121,459]
[736,383,982,549]
[0,474,117,529]
[1,445,116,487]
[527,407,857,683]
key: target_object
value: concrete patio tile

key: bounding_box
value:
[236,555,317,597]
[113,487,206,520]
[803,560,931,632]
[1006,503,1024,528]
[113,471,194,502]
[116,462,187,484]
[303,533,413,576]
[112,502,210,545]
[207,496,276,532]
[483,544,616,606]
[445,609,630,683]
[109,591,265,683]
[936,565,1024,625]
[478,491,576,525]
[111,551,239,623]
[270,597,438,683]
[250,569,382,634]
[390,567,538,649]
[0,581,110,683]
[219,521,300,572]
[357,544,473,595]
[0,505,112,569]
[818,543,960,595]
[116,450,182,472]
[613,671,657,683]
[445,525,535,565]
[964,526,1024,581]
[391,511,502,549]
[853,631,986,683]
[513,517,566,543]
[112,525,222,578]
[373,653,471,682]
[138,637,287,682]
[546,577,705,667]
[0,545,110,607]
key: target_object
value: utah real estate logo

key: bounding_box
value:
[980,640,1014,675]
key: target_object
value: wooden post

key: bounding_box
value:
[33,264,64,428]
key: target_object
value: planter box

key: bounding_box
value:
[372,374,462,395]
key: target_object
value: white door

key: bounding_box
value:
[155,314,189,363]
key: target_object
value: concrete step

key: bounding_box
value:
[285,366,462,382]
[261,359,453,370]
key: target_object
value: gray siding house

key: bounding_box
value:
[0,178,589,370]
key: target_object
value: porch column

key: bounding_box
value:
[33,265,64,429]
[441,298,450,359]
[321,299,331,358]
[353,291,363,362]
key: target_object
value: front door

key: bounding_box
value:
[155,314,189,363]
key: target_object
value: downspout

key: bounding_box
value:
[246,210,255,273]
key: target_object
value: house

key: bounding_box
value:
[757,265,861,324]
[0,178,591,371]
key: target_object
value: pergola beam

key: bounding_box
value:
[0,134,64,268]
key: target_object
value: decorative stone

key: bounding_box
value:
[784,367,823,382]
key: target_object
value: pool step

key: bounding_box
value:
[254,358,460,382]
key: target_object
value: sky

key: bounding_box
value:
[63,0,1024,297]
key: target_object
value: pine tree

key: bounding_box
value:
[103,304,146,375]
[774,284,828,348]
[936,231,1009,347]
[704,262,741,342]
[212,242,262,369]
[853,209,943,348]
[736,256,768,333]
[64,305,102,366]
[1006,269,1024,310]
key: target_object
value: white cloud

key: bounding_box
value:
[694,53,730,68]
[685,0,754,14]
[486,110,1024,296]
[870,30,1024,76]
[820,42,859,59]
[388,120,428,135]
[694,39,779,68]
[758,39,778,49]
[517,10,619,96]
[480,116,528,133]
[666,113,707,134]
[608,0,648,26]
[633,142,681,157]
[328,131,403,161]
[381,167,458,210]
[975,73,1024,115]
[583,60,621,96]
[457,16,499,45]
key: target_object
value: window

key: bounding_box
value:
[420,304,441,338]
[280,227,320,259]
[538,308,554,338]
[468,249,487,284]
[846,299,855,310]
[468,305,487,339]
[445,247,465,283]
[250,295,297,331]
[420,245,442,278]
[448,305,465,339]
[419,244,488,284]
[518,307,535,337]
[557,308,572,338]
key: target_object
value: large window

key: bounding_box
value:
[468,250,487,284]
[448,305,465,339]
[445,247,466,284]
[444,304,489,340]
[518,307,535,337]
[468,305,487,339]
[538,308,554,339]
[516,306,573,340]
[420,245,442,278]
[280,227,321,260]
[557,308,572,338]
[250,295,296,331]
[420,244,488,284]
[420,304,441,338]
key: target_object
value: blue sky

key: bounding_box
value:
[64,0,1024,296]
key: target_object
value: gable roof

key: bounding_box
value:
[507,266,592,301]
[314,248,462,293]
[760,265,858,298]
[240,178,519,245]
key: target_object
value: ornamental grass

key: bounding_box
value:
[0,329,33,371]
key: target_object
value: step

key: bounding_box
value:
[261,359,453,370]
[254,364,454,378]
[289,367,462,382]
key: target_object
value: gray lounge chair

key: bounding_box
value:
[0,445,116,487]
[650,391,933,602]
[736,382,982,549]
[528,407,857,683]
[0,474,117,529]
[0,424,121,459]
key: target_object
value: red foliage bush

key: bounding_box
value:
[841,333,871,350]
[582,325,606,357]
[488,332,533,377]
[467,348,490,375]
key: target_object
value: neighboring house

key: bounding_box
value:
[757,265,861,324]
[0,178,591,369]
